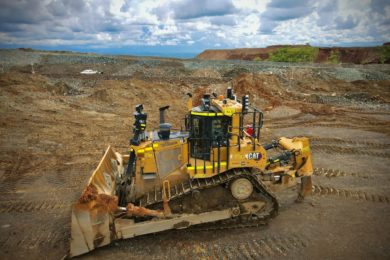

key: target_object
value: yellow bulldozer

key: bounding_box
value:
[70,87,313,257]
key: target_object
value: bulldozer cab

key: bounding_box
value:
[184,90,265,175]
[189,115,230,160]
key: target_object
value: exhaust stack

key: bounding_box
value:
[158,106,171,140]
[159,106,169,124]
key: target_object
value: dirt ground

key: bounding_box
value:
[0,49,389,259]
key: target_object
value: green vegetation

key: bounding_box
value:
[253,56,262,61]
[328,49,340,64]
[378,45,390,64]
[268,46,319,62]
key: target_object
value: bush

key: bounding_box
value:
[268,46,319,62]
[328,49,339,64]
[379,46,390,63]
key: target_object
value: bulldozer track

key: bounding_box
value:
[190,174,278,231]
[312,185,389,203]
[0,200,70,213]
[313,167,371,179]
[312,144,390,158]
[310,137,390,149]
[137,169,279,230]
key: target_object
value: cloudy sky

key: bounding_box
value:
[0,0,389,57]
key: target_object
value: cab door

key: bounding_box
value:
[190,116,211,160]
[189,115,230,161]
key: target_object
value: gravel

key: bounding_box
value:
[1,49,390,82]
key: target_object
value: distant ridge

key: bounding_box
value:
[196,44,390,64]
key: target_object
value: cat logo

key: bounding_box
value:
[245,152,262,160]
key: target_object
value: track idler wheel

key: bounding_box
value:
[230,177,254,200]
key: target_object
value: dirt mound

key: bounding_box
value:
[90,89,112,102]
[45,81,82,96]
[232,73,284,109]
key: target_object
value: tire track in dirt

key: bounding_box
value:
[44,170,90,190]
[310,137,390,149]
[269,121,390,132]
[313,167,371,179]
[0,176,38,194]
[0,161,91,196]
[0,218,70,251]
[312,185,389,203]
[312,144,390,158]
[0,199,70,213]
[186,233,309,259]
[264,112,306,123]
[0,155,63,194]
[113,233,308,259]
[270,122,352,130]
[0,154,31,193]
[334,105,390,113]
[0,187,80,204]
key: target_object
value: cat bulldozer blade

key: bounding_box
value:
[69,87,313,257]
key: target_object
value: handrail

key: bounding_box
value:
[231,109,264,151]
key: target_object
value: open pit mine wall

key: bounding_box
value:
[196,44,390,64]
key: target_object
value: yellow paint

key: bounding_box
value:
[301,146,311,153]
[278,137,313,177]
[187,162,227,170]
[191,111,224,116]
[187,96,193,111]
[222,107,235,116]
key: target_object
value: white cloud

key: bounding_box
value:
[216,31,226,39]
[0,0,389,52]
[232,0,269,13]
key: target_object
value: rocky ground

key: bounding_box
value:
[0,49,389,259]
